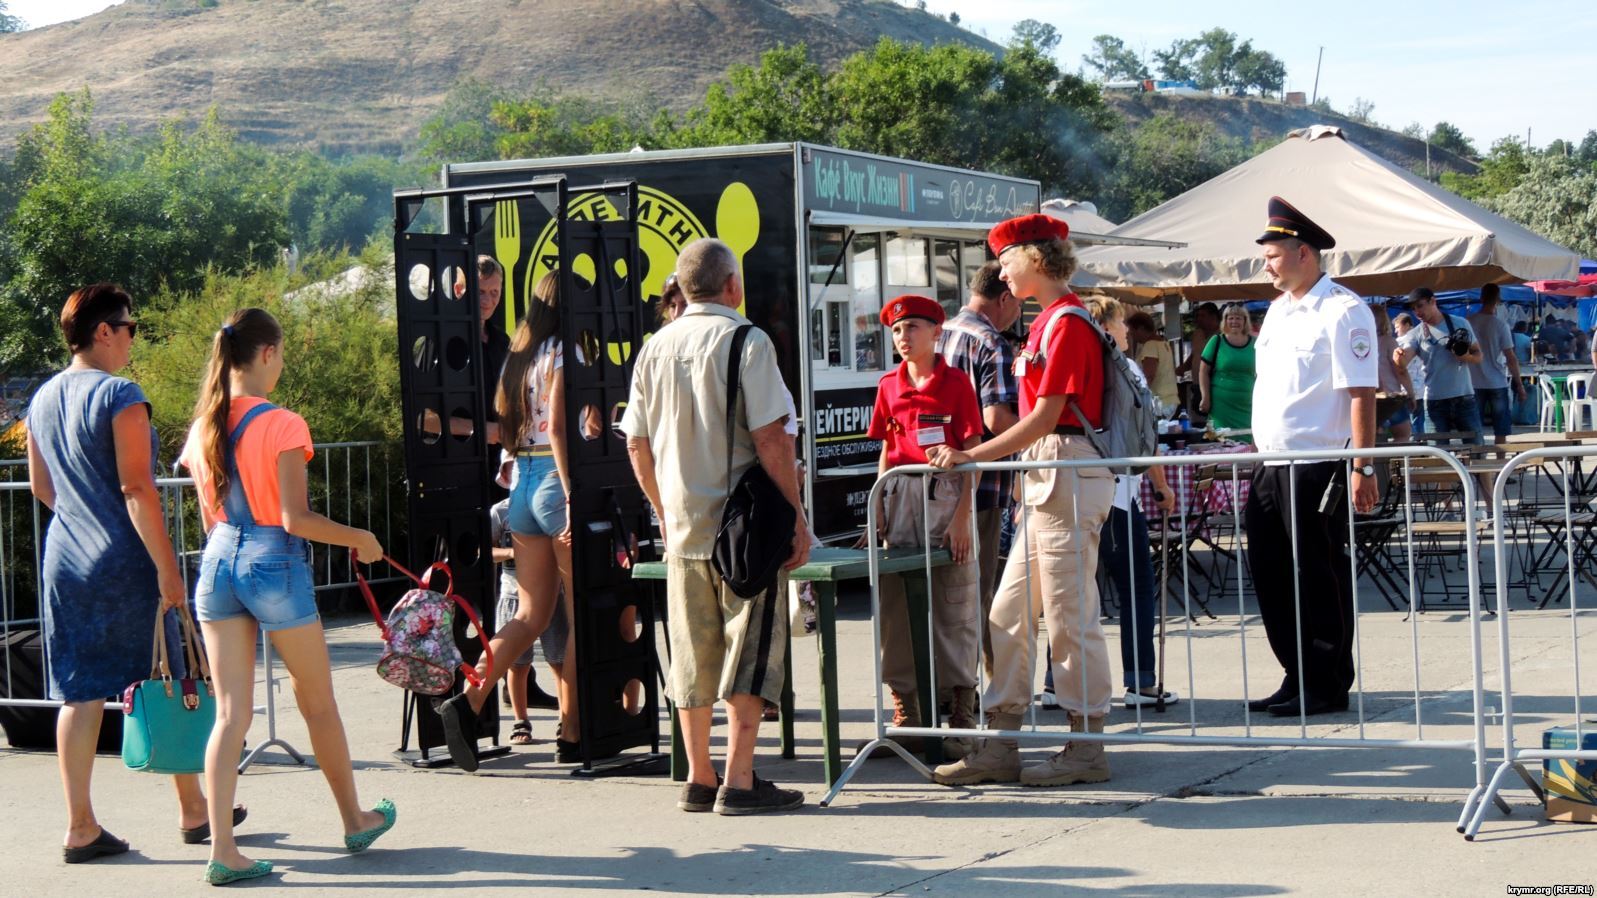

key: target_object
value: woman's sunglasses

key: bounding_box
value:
[105,319,139,338]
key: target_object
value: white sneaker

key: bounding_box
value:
[1124,688,1179,708]
[1038,690,1060,708]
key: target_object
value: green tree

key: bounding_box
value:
[0,1,23,33]
[1231,43,1286,95]
[132,246,400,455]
[669,44,835,147]
[1098,113,1251,221]
[1152,39,1198,81]
[1441,137,1530,201]
[1576,130,1597,166]
[416,79,512,164]
[1486,154,1597,259]
[1427,121,1478,158]
[1082,34,1149,81]
[826,38,1113,198]
[1010,19,1060,54]
[0,91,288,371]
[489,92,660,159]
[1347,98,1376,124]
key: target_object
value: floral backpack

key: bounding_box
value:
[356,556,494,695]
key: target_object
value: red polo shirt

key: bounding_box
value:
[867,356,983,467]
[1018,294,1104,429]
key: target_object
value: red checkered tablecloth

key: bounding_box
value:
[1139,441,1257,516]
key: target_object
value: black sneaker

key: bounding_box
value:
[435,693,480,772]
[677,776,721,813]
[713,774,805,816]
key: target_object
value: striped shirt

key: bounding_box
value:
[936,308,1019,511]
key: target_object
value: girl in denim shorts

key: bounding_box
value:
[435,272,584,770]
[180,308,396,885]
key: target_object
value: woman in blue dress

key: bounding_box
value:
[26,284,231,863]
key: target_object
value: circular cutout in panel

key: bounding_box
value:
[417,408,442,445]
[407,263,432,302]
[621,679,645,716]
[411,335,437,373]
[579,404,602,441]
[444,335,471,371]
[572,253,596,288]
[576,329,600,367]
[604,328,633,366]
[439,265,465,302]
[619,605,641,643]
[454,531,480,569]
[608,402,629,440]
[449,407,474,442]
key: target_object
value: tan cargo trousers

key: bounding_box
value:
[877,471,981,695]
[983,434,1115,718]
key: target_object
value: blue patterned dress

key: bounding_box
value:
[27,368,171,702]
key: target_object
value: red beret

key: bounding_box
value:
[987,213,1070,257]
[880,294,945,327]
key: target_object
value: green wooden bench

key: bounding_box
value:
[632,545,953,786]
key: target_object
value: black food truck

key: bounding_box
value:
[441,142,1040,539]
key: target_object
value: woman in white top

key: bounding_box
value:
[435,271,581,770]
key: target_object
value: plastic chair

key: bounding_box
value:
[1564,372,1596,432]
[1538,375,1560,432]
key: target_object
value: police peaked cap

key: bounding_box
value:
[880,294,945,327]
[1256,196,1336,251]
[987,214,1071,258]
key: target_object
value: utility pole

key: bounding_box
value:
[1310,46,1324,105]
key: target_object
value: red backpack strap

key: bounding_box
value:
[448,593,495,687]
[352,556,391,641]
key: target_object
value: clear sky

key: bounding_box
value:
[10,0,1594,149]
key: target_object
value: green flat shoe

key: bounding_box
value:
[344,798,397,853]
[204,859,273,886]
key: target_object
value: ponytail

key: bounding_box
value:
[190,308,283,502]
[496,271,562,448]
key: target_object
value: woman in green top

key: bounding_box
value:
[1198,303,1256,431]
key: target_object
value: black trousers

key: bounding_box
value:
[1243,462,1356,701]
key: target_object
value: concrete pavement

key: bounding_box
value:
[3,599,1593,897]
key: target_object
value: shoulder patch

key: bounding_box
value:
[1349,328,1372,360]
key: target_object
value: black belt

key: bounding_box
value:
[1054,425,1088,435]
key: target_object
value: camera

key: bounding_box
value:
[1445,327,1472,357]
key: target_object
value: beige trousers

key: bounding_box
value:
[974,506,1004,679]
[983,434,1115,717]
[877,472,981,695]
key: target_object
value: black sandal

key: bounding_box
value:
[509,720,533,745]
[63,827,130,864]
[180,804,248,844]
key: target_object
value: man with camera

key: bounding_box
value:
[1394,287,1485,445]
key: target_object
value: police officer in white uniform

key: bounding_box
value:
[1245,196,1379,717]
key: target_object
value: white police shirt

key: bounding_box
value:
[1252,274,1378,460]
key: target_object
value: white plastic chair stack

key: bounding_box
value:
[1563,372,1596,432]
[1537,375,1559,432]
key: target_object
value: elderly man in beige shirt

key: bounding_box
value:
[622,238,809,815]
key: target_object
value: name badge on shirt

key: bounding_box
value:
[916,413,951,448]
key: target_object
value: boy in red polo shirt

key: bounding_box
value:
[861,294,984,757]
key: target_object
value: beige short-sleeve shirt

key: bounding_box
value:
[620,302,790,559]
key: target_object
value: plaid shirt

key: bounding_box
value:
[936,308,1019,511]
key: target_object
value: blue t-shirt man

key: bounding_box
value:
[1397,289,1484,443]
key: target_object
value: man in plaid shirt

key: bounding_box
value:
[935,261,1021,682]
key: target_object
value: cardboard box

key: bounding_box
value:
[1542,724,1597,824]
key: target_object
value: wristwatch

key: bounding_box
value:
[1355,464,1376,478]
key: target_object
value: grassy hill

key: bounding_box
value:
[0,0,995,155]
[0,0,1474,182]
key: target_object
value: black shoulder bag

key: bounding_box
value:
[711,325,798,599]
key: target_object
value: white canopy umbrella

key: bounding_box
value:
[1074,126,1581,301]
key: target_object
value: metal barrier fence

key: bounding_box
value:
[1461,445,1597,838]
[824,445,1506,837]
[1,441,398,769]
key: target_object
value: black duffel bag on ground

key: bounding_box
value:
[712,325,797,599]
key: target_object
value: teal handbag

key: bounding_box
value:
[122,602,214,774]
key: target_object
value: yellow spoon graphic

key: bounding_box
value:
[715,182,760,317]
